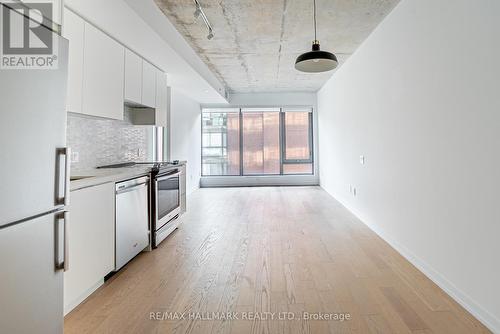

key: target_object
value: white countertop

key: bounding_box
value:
[70,162,186,191]
[70,166,151,191]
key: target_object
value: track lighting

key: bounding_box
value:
[207,29,214,40]
[194,6,201,19]
[193,0,214,40]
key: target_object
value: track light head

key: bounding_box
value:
[194,7,201,19]
[194,1,214,41]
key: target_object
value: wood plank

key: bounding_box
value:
[380,287,428,331]
[65,187,492,334]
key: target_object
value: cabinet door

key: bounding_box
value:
[82,23,125,120]
[141,60,156,108]
[155,71,168,127]
[64,183,115,314]
[62,8,84,113]
[124,49,142,104]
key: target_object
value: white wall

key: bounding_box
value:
[170,89,201,194]
[228,92,316,107]
[317,0,500,331]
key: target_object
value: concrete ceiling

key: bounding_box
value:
[154,0,399,94]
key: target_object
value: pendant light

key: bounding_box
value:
[295,0,338,73]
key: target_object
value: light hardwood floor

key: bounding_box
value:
[65,186,491,334]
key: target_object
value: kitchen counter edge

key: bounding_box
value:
[70,163,186,192]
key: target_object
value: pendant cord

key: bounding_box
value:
[313,0,317,41]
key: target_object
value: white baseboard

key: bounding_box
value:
[187,183,200,196]
[200,175,319,188]
[64,279,104,316]
[327,190,500,334]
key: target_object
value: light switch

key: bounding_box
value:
[359,155,365,165]
[71,151,79,163]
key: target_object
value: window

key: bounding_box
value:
[201,109,240,175]
[282,109,313,175]
[201,107,313,176]
[242,109,280,175]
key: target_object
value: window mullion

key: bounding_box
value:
[279,109,285,175]
[239,109,243,176]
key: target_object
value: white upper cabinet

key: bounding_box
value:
[141,61,157,108]
[62,9,169,120]
[62,8,84,114]
[128,71,169,127]
[155,71,168,128]
[82,23,125,120]
[124,49,142,105]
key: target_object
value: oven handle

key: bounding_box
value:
[156,171,181,182]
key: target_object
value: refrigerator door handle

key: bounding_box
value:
[56,147,71,206]
[55,211,69,272]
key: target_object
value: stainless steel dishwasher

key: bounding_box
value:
[115,176,150,270]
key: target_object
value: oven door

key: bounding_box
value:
[155,170,181,231]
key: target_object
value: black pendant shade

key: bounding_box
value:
[295,41,338,73]
[295,0,338,73]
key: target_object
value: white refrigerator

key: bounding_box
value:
[0,6,70,334]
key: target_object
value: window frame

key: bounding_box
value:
[201,107,315,177]
[280,109,314,166]
[241,109,281,176]
[201,110,240,176]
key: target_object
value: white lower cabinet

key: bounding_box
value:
[64,183,115,314]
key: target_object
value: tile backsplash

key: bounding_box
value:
[67,110,154,171]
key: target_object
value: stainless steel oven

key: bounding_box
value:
[152,169,181,247]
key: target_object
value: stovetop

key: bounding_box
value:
[97,161,180,170]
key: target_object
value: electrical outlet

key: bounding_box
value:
[71,151,79,163]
